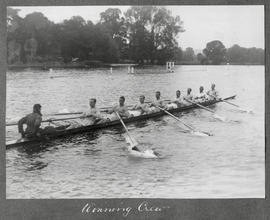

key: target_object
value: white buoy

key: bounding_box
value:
[128,66,130,73]
[131,66,134,74]
[110,67,113,74]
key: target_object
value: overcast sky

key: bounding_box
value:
[12,5,264,51]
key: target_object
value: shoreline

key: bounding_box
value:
[7,62,264,70]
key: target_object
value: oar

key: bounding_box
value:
[208,94,253,114]
[184,99,226,122]
[50,100,172,116]
[155,106,212,137]
[114,111,139,150]
[6,115,92,127]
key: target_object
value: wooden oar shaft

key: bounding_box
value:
[52,112,83,116]
[221,99,239,107]
[208,94,239,108]
[6,115,90,127]
[185,99,215,113]
[155,106,194,131]
[51,100,172,116]
[7,100,173,126]
[114,111,135,145]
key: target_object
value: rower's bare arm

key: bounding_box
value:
[130,105,136,110]
[18,117,26,136]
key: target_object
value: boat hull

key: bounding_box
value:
[6,95,236,149]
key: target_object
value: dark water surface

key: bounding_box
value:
[6,65,264,198]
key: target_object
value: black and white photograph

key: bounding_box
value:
[5,5,265,199]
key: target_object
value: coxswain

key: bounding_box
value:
[207,83,219,100]
[195,86,207,102]
[18,104,43,138]
[130,95,150,115]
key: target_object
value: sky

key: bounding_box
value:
[12,5,264,51]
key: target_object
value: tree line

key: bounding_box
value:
[7,7,264,66]
[180,41,264,65]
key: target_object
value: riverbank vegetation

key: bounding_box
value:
[7,6,264,68]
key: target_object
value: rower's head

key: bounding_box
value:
[176,90,181,97]
[33,104,41,114]
[155,91,161,99]
[119,96,125,106]
[139,95,145,104]
[89,98,96,108]
[187,88,192,94]
[211,83,216,90]
[199,86,204,93]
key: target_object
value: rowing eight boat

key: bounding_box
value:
[6,95,236,149]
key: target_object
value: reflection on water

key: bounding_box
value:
[6,65,264,198]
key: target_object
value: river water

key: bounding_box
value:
[6,65,265,198]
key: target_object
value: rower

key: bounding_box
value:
[195,86,207,102]
[173,90,184,107]
[18,104,43,138]
[64,98,106,129]
[207,83,219,100]
[81,98,105,125]
[131,95,150,115]
[149,91,165,112]
[107,96,132,120]
[183,88,193,105]
[166,90,183,109]
[153,91,164,107]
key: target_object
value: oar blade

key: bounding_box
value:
[213,114,227,122]
[239,108,254,114]
[124,134,138,148]
[191,130,212,137]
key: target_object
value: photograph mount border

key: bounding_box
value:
[0,0,269,219]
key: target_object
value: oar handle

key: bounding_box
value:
[184,99,215,113]
[155,106,195,131]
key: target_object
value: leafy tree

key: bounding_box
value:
[226,44,264,64]
[56,16,89,62]
[7,8,24,63]
[172,47,183,62]
[125,6,184,64]
[23,12,55,58]
[99,8,127,60]
[196,53,208,64]
[100,8,122,35]
[182,47,195,61]
[203,40,226,65]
